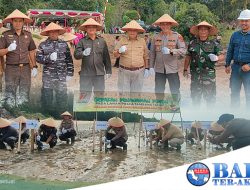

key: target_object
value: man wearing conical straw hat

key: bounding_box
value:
[58,111,76,145]
[187,121,204,145]
[36,118,58,150]
[113,20,149,93]
[36,22,74,114]
[74,18,111,95]
[184,21,224,107]
[0,9,37,107]
[0,118,18,150]
[14,115,29,144]
[150,14,186,100]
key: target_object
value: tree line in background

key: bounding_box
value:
[0,0,248,39]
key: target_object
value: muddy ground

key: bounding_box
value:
[0,122,227,184]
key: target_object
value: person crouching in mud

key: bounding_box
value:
[105,117,128,151]
[36,118,57,150]
[58,111,76,145]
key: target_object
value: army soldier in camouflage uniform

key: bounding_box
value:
[150,14,186,100]
[184,21,224,106]
[0,10,37,107]
[58,111,76,145]
[36,23,74,114]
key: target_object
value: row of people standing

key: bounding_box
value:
[0,9,250,112]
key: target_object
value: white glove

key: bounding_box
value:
[36,135,41,141]
[208,54,218,62]
[149,68,155,75]
[144,69,149,78]
[7,41,17,52]
[31,68,38,77]
[50,52,57,61]
[118,46,127,54]
[66,76,72,82]
[157,141,163,146]
[162,47,170,55]
[105,74,111,79]
[62,128,67,134]
[83,48,91,56]
[106,140,111,144]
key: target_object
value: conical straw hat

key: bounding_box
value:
[121,20,145,33]
[79,18,102,31]
[59,32,76,42]
[40,22,66,36]
[41,118,56,128]
[190,21,218,36]
[191,121,202,129]
[61,111,72,117]
[3,9,32,24]
[210,121,224,132]
[14,116,27,124]
[154,14,178,26]
[0,118,11,128]
[157,119,171,129]
[108,117,125,128]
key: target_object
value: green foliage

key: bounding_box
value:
[175,2,221,41]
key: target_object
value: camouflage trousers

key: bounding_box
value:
[4,64,31,107]
[41,79,67,113]
[190,74,216,106]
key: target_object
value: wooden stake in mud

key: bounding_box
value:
[149,130,153,149]
[196,126,202,149]
[17,122,22,153]
[30,129,35,152]
[99,130,103,151]
[138,110,143,148]
[74,112,79,134]
[92,111,97,152]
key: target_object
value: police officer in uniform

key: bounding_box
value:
[184,21,224,106]
[0,9,37,107]
[58,111,76,145]
[150,14,186,100]
[36,22,74,114]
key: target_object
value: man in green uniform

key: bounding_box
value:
[184,21,224,106]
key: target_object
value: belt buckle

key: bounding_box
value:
[19,64,23,67]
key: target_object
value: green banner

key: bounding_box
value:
[73,91,180,113]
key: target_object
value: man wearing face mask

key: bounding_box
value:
[0,9,37,107]
[36,22,74,114]
[183,21,223,107]
[113,20,148,93]
[74,18,111,95]
[150,14,186,100]
[226,9,250,109]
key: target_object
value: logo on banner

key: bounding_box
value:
[212,163,250,186]
[187,162,210,186]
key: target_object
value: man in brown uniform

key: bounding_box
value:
[74,18,111,95]
[58,111,76,145]
[209,114,250,150]
[158,119,184,150]
[114,20,148,93]
[150,14,186,100]
[0,9,37,108]
[105,117,128,151]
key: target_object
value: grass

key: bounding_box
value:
[0,174,99,190]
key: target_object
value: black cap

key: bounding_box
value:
[217,114,234,125]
